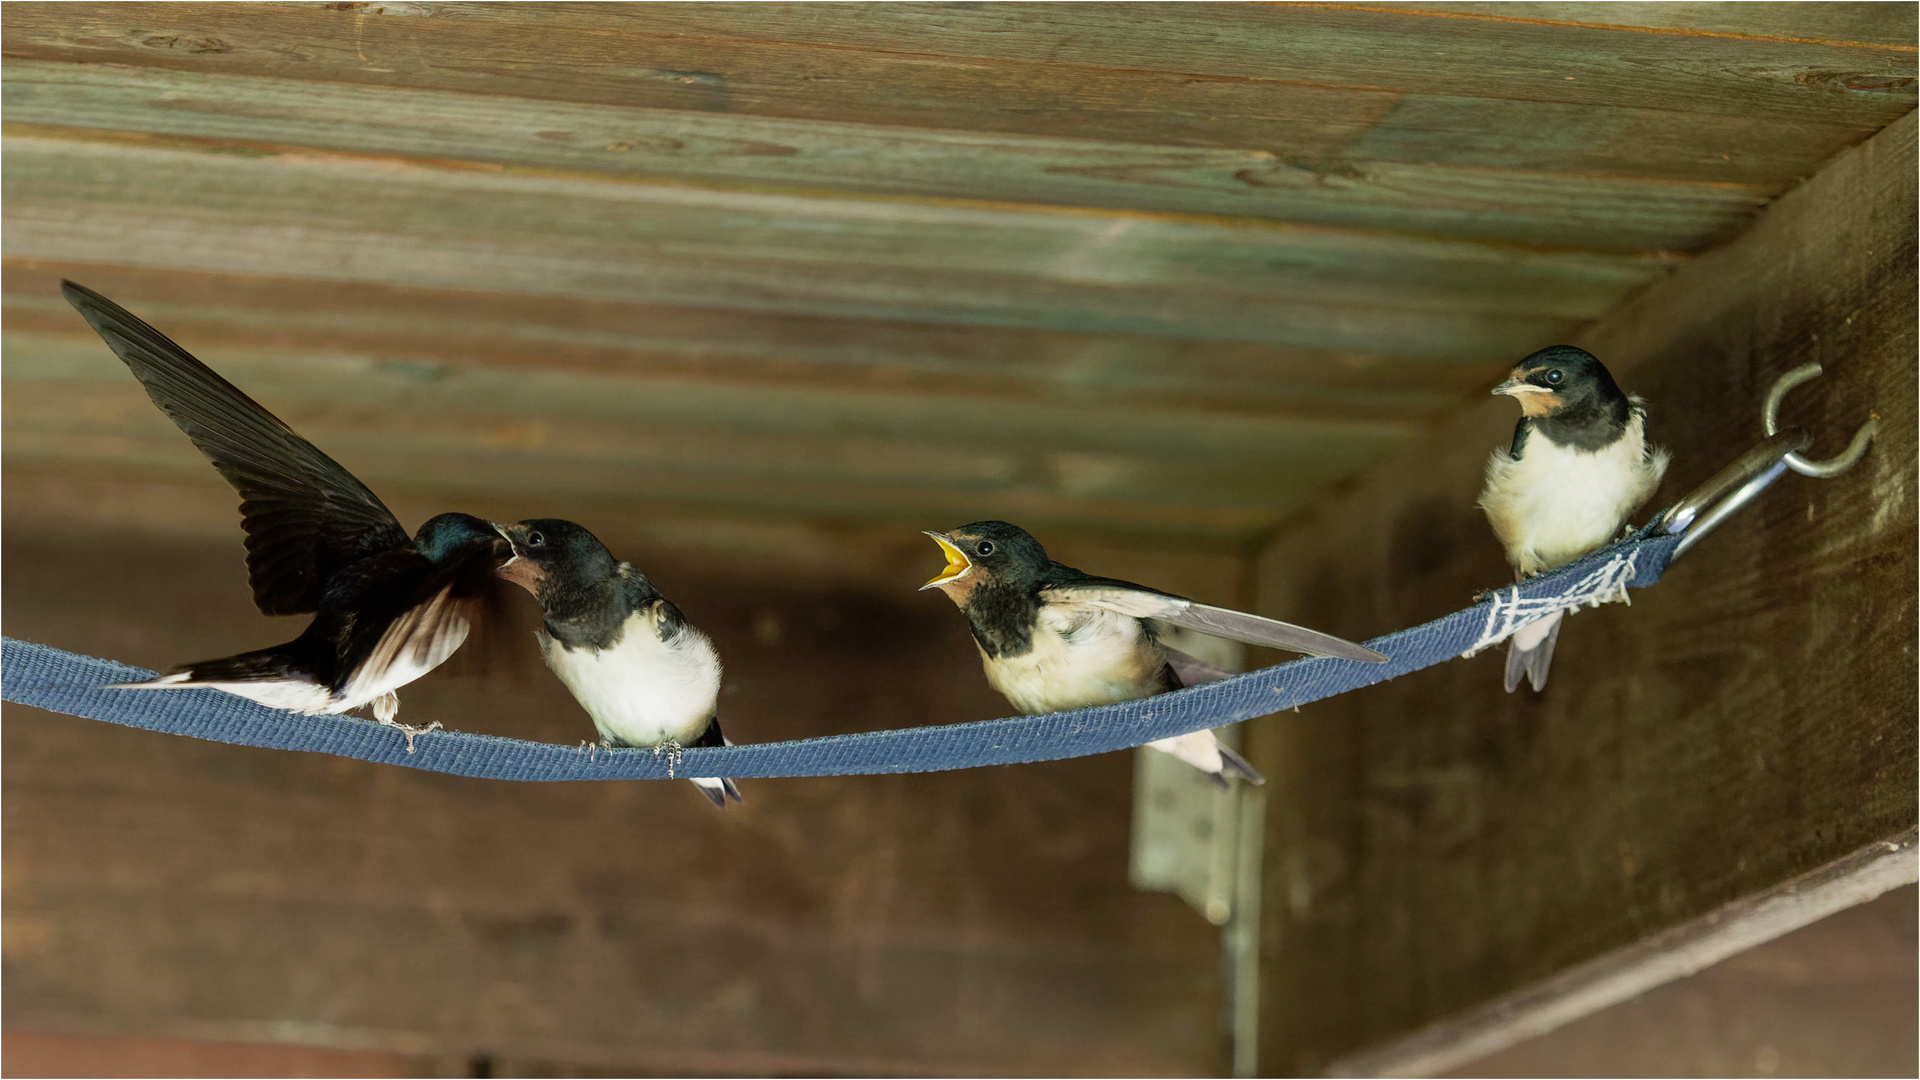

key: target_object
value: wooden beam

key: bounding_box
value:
[1,259,1477,422]
[2,133,1650,352]
[2,320,1409,542]
[1392,4,1920,48]
[1243,108,1917,1075]
[2,60,1785,252]
[10,4,1910,130]
[50,1,1899,125]
[1328,828,1919,1077]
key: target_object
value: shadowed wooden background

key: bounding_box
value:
[3,3,1915,1076]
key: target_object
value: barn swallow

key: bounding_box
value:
[1479,345,1670,692]
[920,521,1387,785]
[495,519,740,808]
[61,281,509,748]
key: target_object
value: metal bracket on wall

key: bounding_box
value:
[1656,363,1876,561]
[1128,626,1266,1075]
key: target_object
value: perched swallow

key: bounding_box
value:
[496,519,741,808]
[61,281,509,746]
[1478,345,1670,692]
[920,521,1387,785]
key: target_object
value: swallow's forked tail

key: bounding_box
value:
[1503,608,1566,693]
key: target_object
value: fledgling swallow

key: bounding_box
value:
[61,281,510,747]
[1478,345,1670,692]
[496,519,740,808]
[920,521,1388,785]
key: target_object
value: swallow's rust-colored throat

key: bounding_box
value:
[1494,369,1559,417]
[497,554,545,595]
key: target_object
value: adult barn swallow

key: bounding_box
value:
[1478,345,1670,692]
[921,521,1388,784]
[496,519,741,808]
[61,281,508,745]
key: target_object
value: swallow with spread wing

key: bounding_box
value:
[61,281,509,748]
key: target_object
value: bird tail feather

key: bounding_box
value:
[111,646,334,714]
[1148,730,1265,786]
[1217,745,1266,786]
[112,645,311,689]
[1503,610,1566,693]
[689,777,743,808]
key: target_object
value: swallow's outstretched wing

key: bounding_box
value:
[1041,573,1388,664]
[63,280,409,615]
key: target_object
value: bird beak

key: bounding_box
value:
[494,524,544,592]
[920,531,972,591]
[1492,374,1552,397]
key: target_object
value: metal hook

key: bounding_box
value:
[1655,362,1876,561]
[1657,428,1808,560]
[1763,362,1877,478]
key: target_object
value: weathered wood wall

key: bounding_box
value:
[1245,109,1917,1075]
[2,481,1250,1076]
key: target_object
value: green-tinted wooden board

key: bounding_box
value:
[7,4,1911,145]
[3,61,1781,251]
[1341,94,1874,185]
[1,263,1477,421]
[0,3,1401,154]
[416,1,1919,123]
[1395,3,1919,47]
[2,327,1408,538]
[1,135,1644,353]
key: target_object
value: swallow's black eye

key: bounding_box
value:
[1545,369,1564,385]
[975,540,995,557]
[527,532,545,548]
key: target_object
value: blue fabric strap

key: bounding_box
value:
[1,531,1683,782]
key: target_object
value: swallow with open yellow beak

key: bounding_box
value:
[497,519,741,807]
[1479,345,1670,692]
[920,521,1387,785]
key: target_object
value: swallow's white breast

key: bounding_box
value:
[982,602,1164,715]
[1480,407,1669,576]
[538,607,722,748]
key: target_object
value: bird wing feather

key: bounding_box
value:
[336,582,476,708]
[62,281,409,615]
[1160,644,1235,688]
[1038,577,1387,663]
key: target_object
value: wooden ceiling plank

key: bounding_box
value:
[2,286,1475,424]
[4,317,1406,536]
[3,137,1634,353]
[415,1,1920,123]
[1344,93,1882,185]
[3,329,1411,457]
[0,454,1290,545]
[5,61,1782,252]
[1,3,1402,156]
[1,203,1597,357]
[7,4,1911,139]
[0,410,1372,540]
[1382,3,1920,49]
